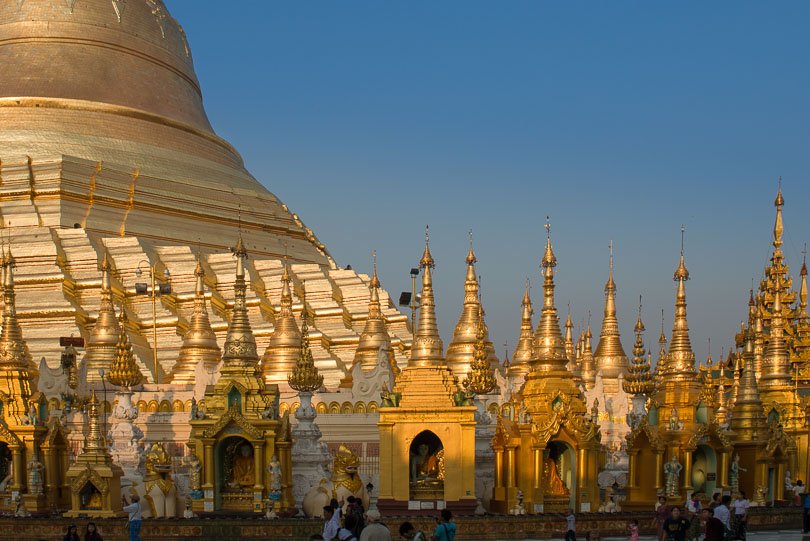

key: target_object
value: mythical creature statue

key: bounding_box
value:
[27,452,44,496]
[730,453,747,495]
[664,455,682,497]
[302,444,369,518]
[132,442,178,518]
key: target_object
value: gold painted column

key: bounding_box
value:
[533,448,542,491]
[683,451,693,493]
[718,451,729,490]
[494,447,503,489]
[253,442,265,492]
[506,446,516,488]
[654,452,664,491]
[628,451,637,488]
[12,447,24,492]
[577,447,588,507]
[203,439,215,489]
[43,447,55,503]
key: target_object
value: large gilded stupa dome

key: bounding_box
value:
[0,0,410,385]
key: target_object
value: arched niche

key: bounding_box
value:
[408,430,444,500]
[216,436,255,500]
[691,444,717,496]
[546,440,576,510]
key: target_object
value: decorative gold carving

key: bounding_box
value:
[288,291,323,393]
[71,466,110,496]
[201,408,263,441]
[107,307,143,388]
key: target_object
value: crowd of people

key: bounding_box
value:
[655,491,753,541]
[314,500,457,541]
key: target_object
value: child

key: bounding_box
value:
[629,518,639,541]
[565,508,576,541]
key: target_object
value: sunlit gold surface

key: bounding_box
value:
[592,248,628,384]
[0,1,411,387]
[262,261,301,384]
[446,240,498,380]
[408,231,444,367]
[107,308,143,389]
[510,282,534,377]
[288,302,324,393]
[172,258,220,383]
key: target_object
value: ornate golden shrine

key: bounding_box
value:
[490,226,601,514]
[0,248,70,513]
[64,390,124,518]
[378,234,477,513]
[187,239,292,514]
[625,240,733,508]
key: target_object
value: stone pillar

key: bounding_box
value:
[290,391,330,511]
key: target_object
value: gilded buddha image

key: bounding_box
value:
[224,439,256,491]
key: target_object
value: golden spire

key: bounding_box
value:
[462,305,497,395]
[261,257,302,382]
[564,304,575,363]
[409,226,445,367]
[667,226,697,379]
[656,309,667,382]
[84,253,120,382]
[0,244,33,372]
[173,257,221,383]
[730,324,767,439]
[760,272,791,390]
[511,279,534,376]
[221,235,260,374]
[447,232,498,378]
[532,218,568,372]
[83,389,107,455]
[580,312,596,389]
[107,306,143,389]
[623,296,654,396]
[593,241,628,381]
[288,286,323,393]
[773,177,784,252]
[352,251,394,372]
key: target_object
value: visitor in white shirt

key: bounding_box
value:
[323,505,341,541]
[122,494,142,541]
[732,491,750,540]
[714,495,732,532]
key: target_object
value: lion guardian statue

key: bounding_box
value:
[302,444,369,517]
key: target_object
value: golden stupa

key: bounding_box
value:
[0,0,411,386]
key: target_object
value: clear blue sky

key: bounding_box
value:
[168,1,810,365]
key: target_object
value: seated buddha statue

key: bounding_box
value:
[229,444,255,489]
[544,457,568,496]
[410,444,444,483]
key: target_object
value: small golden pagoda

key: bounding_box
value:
[0,246,55,513]
[107,308,144,390]
[592,246,629,393]
[83,254,120,385]
[261,259,302,385]
[729,324,769,498]
[509,281,535,383]
[378,230,477,513]
[172,257,221,383]
[340,252,396,388]
[491,224,601,514]
[626,237,732,508]
[188,238,292,513]
[64,390,124,518]
[446,237,499,380]
[580,318,596,391]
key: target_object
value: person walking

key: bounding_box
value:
[431,509,456,541]
[122,495,142,541]
[661,506,691,541]
[713,495,731,539]
[359,509,390,541]
[629,519,639,541]
[731,490,750,540]
[323,505,342,541]
[701,508,725,541]
[655,496,670,541]
[803,489,810,534]
[564,508,576,541]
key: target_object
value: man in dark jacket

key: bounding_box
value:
[702,507,725,541]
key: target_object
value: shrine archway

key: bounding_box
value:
[547,440,576,511]
[691,445,717,496]
[215,436,255,511]
[408,430,444,501]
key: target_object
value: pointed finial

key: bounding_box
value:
[674,226,690,281]
[420,225,435,268]
[542,216,556,269]
[635,294,645,333]
[371,250,380,289]
[466,229,477,265]
[775,176,784,206]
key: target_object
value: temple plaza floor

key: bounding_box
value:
[2,508,802,541]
